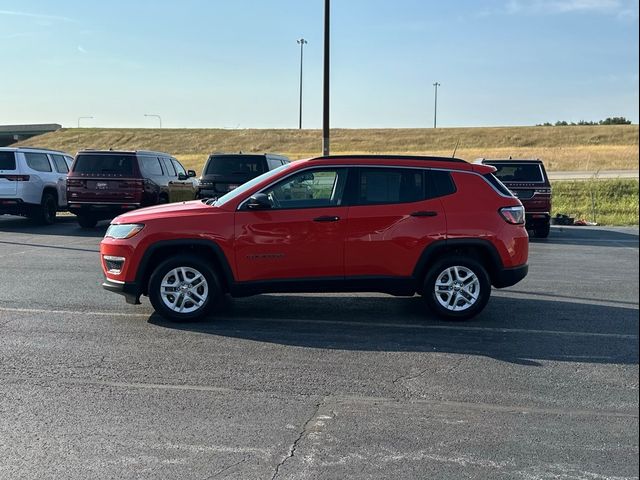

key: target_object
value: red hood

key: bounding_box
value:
[112,200,215,224]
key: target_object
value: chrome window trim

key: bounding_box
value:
[236,163,515,209]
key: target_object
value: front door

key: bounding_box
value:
[234,167,349,282]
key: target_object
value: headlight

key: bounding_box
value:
[105,223,144,239]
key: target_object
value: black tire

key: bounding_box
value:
[533,222,551,238]
[158,194,169,204]
[423,255,491,320]
[148,254,221,322]
[31,192,57,225]
[77,214,98,228]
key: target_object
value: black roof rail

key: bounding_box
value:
[16,146,68,153]
[311,154,467,163]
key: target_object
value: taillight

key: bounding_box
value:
[67,178,83,187]
[121,179,144,188]
[499,206,525,225]
[0,174,30,181]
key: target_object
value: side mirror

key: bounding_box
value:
[178,173,188,181]
[187,170,196,177]
[246,193,272,210]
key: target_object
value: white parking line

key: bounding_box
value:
[0,306,636,339]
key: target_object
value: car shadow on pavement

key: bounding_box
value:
[148,294,639,366]
[531,226,639,248]
[0,215,108,238]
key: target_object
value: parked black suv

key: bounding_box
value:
[197,153,289,199]
[67,150,198,227]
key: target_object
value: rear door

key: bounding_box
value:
[344,167,448,278]
[0,151,18,196]
[50,154,69,206]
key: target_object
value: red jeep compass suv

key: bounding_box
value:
[100,155,529,321]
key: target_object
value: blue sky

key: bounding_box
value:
[1,0,638,128]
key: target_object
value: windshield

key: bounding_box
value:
[214,163,290,207]
[73,154,135,175]
[489,163,544,183]
[205,155,266,176]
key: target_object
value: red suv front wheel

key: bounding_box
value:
[148,254,222,321]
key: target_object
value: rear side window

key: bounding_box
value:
[73,154,135,175]
[51,154,69,173]
[205,155,266,175]
[426,170,456,199]
[25,152,52,172]
[64,156,74,170]
[356,168,424,205]
[161,157,176,176]
[0,151,16,170]
[490,163,544,183]
[139,156,164,176]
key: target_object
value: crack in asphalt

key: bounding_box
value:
[206,458,247,479]
[270,400,323,480]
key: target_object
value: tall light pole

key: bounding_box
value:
[322,0,330,155]
[297,38,307,130]
[77,116,93,128]
[144,114,162,128]
[433,82,440,129]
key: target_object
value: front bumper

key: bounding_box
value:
[492,264,529,289]
[102,278,141,305]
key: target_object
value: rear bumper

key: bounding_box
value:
[102,278,141,305]
[492,264,529,289]
[525,212,550,228]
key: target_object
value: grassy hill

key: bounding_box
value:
[15,125,638,174]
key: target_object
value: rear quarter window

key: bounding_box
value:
[25,152,52,172]
[0,151,16,170]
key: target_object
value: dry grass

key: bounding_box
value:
[16,125,638,175]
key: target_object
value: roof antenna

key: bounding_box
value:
[451,139,460,158]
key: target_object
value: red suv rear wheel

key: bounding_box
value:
[423,255,491,320]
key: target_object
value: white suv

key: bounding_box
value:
[0,147,74,224]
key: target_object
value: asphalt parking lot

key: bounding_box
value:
[0,216,638,479]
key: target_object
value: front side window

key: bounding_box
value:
[172,159,187,176]
[25,153,52,173]
[51,154,69,173]
[262,168,347,209]
[356,168,423,205]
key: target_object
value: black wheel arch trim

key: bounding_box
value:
[134,239,235,295]
[412,238,515,286]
